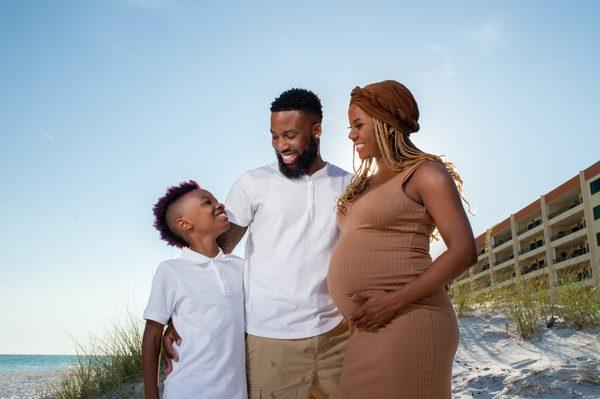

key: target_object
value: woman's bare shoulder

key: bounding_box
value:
[412,160,453,187]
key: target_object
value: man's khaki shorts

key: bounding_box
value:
[246,321,349,399]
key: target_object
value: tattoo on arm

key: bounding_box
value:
[217,223,248,254]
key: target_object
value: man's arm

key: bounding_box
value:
[142,320,164,399]
[217,223,248,254]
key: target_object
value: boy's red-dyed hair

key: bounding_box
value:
[152,180,200,248]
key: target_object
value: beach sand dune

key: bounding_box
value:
[453,313,599,398]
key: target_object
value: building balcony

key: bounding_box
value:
[548,198,583,220]
[550,223,586,242]
[472,269,491,279]
[553,247,590,266]
[473,263,490,276]
[494,254,514,267]
[522,267,548,280]
[477,251,488,261]
[492,238,513,252]
[517,219,542,236]
[493,237,512,249]
[519,239,545,255]
[521,258,546,275]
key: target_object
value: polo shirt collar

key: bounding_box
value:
[308,162,329,179]
[181,247,225,265]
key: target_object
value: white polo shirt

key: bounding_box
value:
[225,162,352,339]
[143,248,246,399]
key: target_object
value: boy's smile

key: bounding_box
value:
[214,208,228,220]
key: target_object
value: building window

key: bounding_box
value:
[591,178,600,195]
[595,205,600,220]
[597,232,600,246]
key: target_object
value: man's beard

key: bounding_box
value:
[276,137,319,179]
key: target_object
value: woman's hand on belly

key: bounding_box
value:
[348,289,407,332]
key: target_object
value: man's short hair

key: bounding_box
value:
[152,180,199,248]
[270,88,323,122]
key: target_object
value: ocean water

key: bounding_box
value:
[0,354,79,373]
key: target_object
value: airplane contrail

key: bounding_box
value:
[41,132,55,141]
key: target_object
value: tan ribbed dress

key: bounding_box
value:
[327,161,459,399]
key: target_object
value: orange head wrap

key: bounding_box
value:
[350,80,420,134]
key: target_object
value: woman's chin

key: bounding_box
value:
[356,151,370,161]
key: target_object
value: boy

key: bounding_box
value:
[142,180,246,399]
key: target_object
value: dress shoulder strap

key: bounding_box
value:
[400,159,431,185]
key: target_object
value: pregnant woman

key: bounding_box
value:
[328,80,476,398]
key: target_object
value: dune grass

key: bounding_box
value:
[504,278,541,340]
[50,314,147,399]
[448,283,474,318]
[556,275,600,329]
[450,270,600,340]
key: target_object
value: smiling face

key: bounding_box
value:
[348,104,382,160]
[171,189,230,238]
[270,110,321,179]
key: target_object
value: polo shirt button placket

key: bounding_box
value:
[210,260,231,296]
[307,180,314,220]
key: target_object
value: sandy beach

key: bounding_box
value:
[452,312,599,398]
[0,369,71,399]
[2,313,598,399]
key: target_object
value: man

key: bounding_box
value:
[164,88,352,398]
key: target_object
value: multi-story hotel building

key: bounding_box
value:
[453,161,600,292]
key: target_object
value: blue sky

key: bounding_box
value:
[1,0,599,354]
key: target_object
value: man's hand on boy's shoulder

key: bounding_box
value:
[216,223,248,254]
[162,321,182,375]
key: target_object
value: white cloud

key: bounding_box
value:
[467,18,508,53]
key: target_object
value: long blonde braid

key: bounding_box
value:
[336,119,473,238]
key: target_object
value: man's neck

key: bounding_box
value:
[307,155,326,176]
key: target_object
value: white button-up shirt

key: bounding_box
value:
[143,248,246,399]
[225,162,352,339]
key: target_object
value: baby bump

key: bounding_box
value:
[327,231,431,319]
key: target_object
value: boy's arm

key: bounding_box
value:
[217,223,248,254]
[142,320,165,399]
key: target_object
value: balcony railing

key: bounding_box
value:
[519,239,544,255]
[521,259,546,275]
[553,247,590,265]
[494,254,514,266]
[550,223,586,242]
[517,219,542,235]
[548,198,583,220]
[473,263,490,274]
[493,237,512,248]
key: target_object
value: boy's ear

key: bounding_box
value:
[175,218,192,232]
